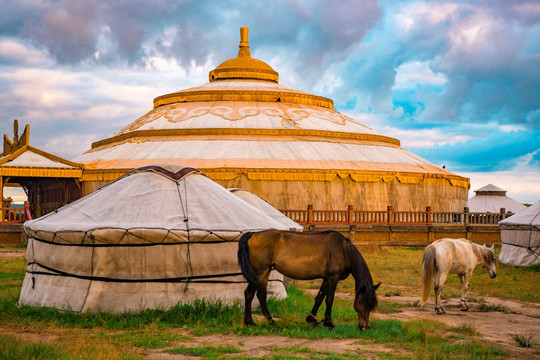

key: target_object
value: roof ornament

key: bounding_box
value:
[208,27,279,83]
[238,27,251,57]
[13,119,19,143]
[3,119,30,156]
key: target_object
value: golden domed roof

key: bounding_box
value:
[76,26,469,204]
[152,27,334,110]
[208,27,278,83]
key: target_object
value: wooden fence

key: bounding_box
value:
[0,202,513,227]
[0,202,32,224]
[280,205,513,226]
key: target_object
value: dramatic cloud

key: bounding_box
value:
[411,129,540,171]
[0,0,538,203]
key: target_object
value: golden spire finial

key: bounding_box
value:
[207,27,278,83]
[238,27,250,57]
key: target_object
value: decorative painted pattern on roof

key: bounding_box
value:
[113,101,379,137]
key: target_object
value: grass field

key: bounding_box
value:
[1,246,538,359]
[317,246,540,302]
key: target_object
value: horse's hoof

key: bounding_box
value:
[306,314,317,323]
[244,320,256,326]
[323,319,335,330]
[461,306,469,312]
[436,308,445,315]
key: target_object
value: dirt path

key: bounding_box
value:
[145,293,540,359]
[378,295,540,341]
[345,292,540,360]
[0,250,25,259]
[145,331,399,359]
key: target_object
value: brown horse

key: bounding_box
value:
[421,238,498,314]
[238,230,380,330]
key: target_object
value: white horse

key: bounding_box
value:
[421,238,498,314]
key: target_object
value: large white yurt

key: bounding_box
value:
[468,184,526,213]
[19,164,300,312]
[74,27,469,212]
[499,200,540,267]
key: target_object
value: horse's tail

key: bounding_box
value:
[237,232,262,287]
[421,245,437,307]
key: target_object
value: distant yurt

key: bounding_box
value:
[229,188,302,231]
[499,201,540,267]
[19,164,300,312]
[468,184,526,213]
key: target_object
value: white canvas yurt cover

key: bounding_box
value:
[229,188,303,231]
[468,184,526,213]
[499,200,540,267]
[19,164,301,312]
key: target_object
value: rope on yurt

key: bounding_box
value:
[500,210,540,261]
[25,228,241,247]
[25,226,285,285]
[210,231,243,242]
[25,260,246,283]
[177,178,194,293]
[24,224,266,288]
[79,233,97,312]
[30,232,36,289]
[25,259,284,284]
[527,209,540,261]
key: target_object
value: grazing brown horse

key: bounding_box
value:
[238,230,380,330]
[421,238,498,314]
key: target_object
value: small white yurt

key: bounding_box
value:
[468,184,526,213]
[19,164,301,312]
[229,188,303,231]
[499,200,540,267]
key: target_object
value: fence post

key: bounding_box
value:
[387,206,393,225]
[426,206,432,225]
[24,201,32,221]
[348,205,353,225]
[307,204,313,225]
[499,208,506,223]
[464,207,469,226]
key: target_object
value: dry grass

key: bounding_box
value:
[510,332,537,348]
[295,246,540,303]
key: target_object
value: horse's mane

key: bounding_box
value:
[335,232,378,312]
[469,240,497,265]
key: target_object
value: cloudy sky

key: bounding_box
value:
[1,0,539,204]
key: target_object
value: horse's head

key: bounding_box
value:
[354,282,380,331]
[481,244,498,278]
